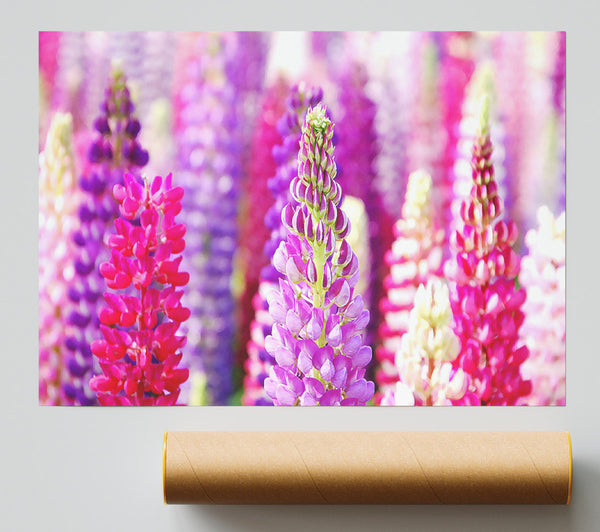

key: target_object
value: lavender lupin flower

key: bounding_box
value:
[63,66,149,405]
[243,84,323,406]
[176,33,242,405]
[82,32,111,131]
[263,104,375,406]
[53,31,88,132]
[369,32,412,224]
[263,84,324,283]
[139,32,178,118]
[109,32,145,103]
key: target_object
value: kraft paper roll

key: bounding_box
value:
[163,431,572,505]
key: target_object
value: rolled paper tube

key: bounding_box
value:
[163,431,572,505]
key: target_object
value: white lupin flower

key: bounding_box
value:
[376,170,444,399]
[342,195,371,304]
[394,279,464,405]
[519,206,565,405]
[39,112,79,405]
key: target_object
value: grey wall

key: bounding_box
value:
[3,1,599,531]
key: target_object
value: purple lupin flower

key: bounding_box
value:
[264,104,375,406]
[243,83,323,406]
[335,59,391,348]
[176,33,242,405]
[63,66,149,405]
[225,32,268,125]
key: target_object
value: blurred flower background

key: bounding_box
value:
[39,31,565,406]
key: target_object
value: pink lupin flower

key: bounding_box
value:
[445,96,531,406]
[518,206,565,405]
[450,62,507,243]
[89,173,190,405]
[39,32,61,146]
[237,81,287,390]
[438,32,476,253]
[39,32,61,98]
[39,112,80,405]
[375,170,444,402]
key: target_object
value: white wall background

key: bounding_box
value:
[2,1,599,531]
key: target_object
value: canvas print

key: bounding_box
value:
[38,31,565,406]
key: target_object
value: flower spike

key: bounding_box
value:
[264,103,375,406]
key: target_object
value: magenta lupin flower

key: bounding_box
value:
[39,31,61,142]
[237,82,287,400]
[445,97,531,405]
[63,65,149,406]
[376,170,444,402]
[518,207,565,405]
[39,32,61,95]
[438,32,475,253]
[263,104,375,406]
[89,173,190,405]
